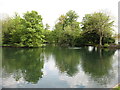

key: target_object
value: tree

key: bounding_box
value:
[53,10,81,46]
[2,16,14,44]
[55,15,67,31]
[82,12,114,46]
[10,14,24,45]
[2,11,46,47]
[20,10,45,47]
[55,10,79,31]
[65,10,79,27]
[43,27,53,44]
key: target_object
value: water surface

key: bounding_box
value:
[2,46,119,88]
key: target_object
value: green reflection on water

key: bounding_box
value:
[44,47,81,76]
[2,46,117,87]
[2,47,44,84]
[79,47,116,85]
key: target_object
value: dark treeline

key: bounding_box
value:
[2,10,115,47]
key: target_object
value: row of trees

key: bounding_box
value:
[2,10,115,47]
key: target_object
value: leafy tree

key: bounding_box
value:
[42,23,55,44]
[2,16,14,44]
[42,30,52,44]
[2,11,46,47]
[9,14,24,45]
[56,15,67,30]
[53,10,81,46]
[55,10,79,31]
[65,10,79,27]
[82,12,114,46]
[19,11,45,47]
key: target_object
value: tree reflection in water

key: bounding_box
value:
[2,47,44,84]
[52,47,81,76]
[79,47,116,86]
[2,46,117,87]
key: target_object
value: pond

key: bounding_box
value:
[1,46,119,88]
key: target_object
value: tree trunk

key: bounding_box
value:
[100,36,102,46]
[99,32,103,46]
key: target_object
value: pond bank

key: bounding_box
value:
[1,44,120,49]
[98,44,120,49]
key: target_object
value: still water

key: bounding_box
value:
[1,46,119,88]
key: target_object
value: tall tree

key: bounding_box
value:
[54,15,67,31]
[21,11,45,47]
[82,12,114,46]
[2,11,46,47]
[53,10,81,46]
[10,14,24,44]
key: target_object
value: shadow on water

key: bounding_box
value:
[2,47,44,84]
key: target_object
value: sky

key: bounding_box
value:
[0,0,119,31]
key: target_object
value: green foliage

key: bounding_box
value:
[53,11,115,47]
[42,29,53,44]
[81,12,115,46]
[45,23,50,30]
[103,43,109,47]
[2,11,45,47]
[2,10,115,47]
[9,15,24,44]
[53,10,81,46]
[2,16,14,44]
[74,33,87,46]
[81,30,100,45]
[103,36,115,44]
